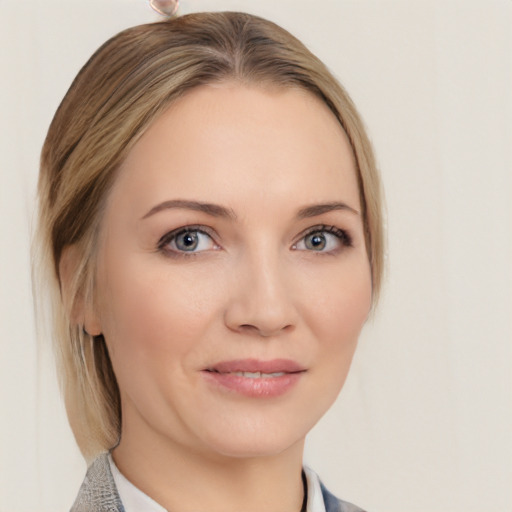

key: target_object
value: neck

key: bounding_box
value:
[113,429,306,512]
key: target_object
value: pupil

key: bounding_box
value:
[308,233,326,250]
[178,232,198,250]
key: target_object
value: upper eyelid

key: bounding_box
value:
[156,223,352,250]
[157,225,218,248]
[293,224,353,249]
[295,224,350,239]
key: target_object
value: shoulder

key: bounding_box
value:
[320,481,367,512]
[70,455,366,512]
[70,453,125,512]
[304,466,366,512]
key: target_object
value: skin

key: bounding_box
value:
[82,83,372,512]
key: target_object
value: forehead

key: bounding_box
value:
[108,82,360,218]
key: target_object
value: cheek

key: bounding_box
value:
[285,259,371,431]
[304,259,372,363]
[96,257,226,368]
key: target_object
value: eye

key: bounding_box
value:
[293,226,352,253]
[158,227,219,255]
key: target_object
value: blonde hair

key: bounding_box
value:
[36,11,384,460]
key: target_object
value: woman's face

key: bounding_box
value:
[86,83,372,460]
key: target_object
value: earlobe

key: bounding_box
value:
[82,303,103,338]
[59,245,102,336]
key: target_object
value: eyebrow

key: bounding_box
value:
[297,202,360,218]
[142,199,359,221]
[141,200,237,220]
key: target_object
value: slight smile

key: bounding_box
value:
[202,359,306,398]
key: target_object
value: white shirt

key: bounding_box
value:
[108,455,326,512]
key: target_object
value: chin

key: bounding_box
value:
[193,416,310,461]
[208,435,304,460]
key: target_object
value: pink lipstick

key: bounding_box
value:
[202,358,305,397]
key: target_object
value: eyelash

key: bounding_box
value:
[157,224,353,258]
[294,225,353,253]
[157,225,219,258]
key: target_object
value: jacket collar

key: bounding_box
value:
[71,453,364,512]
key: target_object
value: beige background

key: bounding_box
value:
[1,0,511,510]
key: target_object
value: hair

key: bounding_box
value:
[35,11,384,460]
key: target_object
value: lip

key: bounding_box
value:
[202,358,306,398]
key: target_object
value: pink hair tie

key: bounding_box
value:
[149,0,180,17]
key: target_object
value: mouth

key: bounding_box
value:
[204,358,305,374]
[201,359,305,397]
[208,370,288,378]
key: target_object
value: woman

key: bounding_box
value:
[36,10,383,512]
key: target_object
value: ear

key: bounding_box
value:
[59,245,102,336]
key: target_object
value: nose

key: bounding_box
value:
[224,250,298,338]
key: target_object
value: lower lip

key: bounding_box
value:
[202,371,303,398]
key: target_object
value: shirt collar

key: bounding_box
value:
[108,454,167,512]
[108,454,326,512]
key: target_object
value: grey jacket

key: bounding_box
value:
[71,454,365,512]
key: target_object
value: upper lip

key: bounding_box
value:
[205,358,305,374]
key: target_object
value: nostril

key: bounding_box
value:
[237,323,293,337]
[239,324,260,335]
[223,286,298,337]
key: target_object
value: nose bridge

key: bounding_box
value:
[224,241,296,336]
